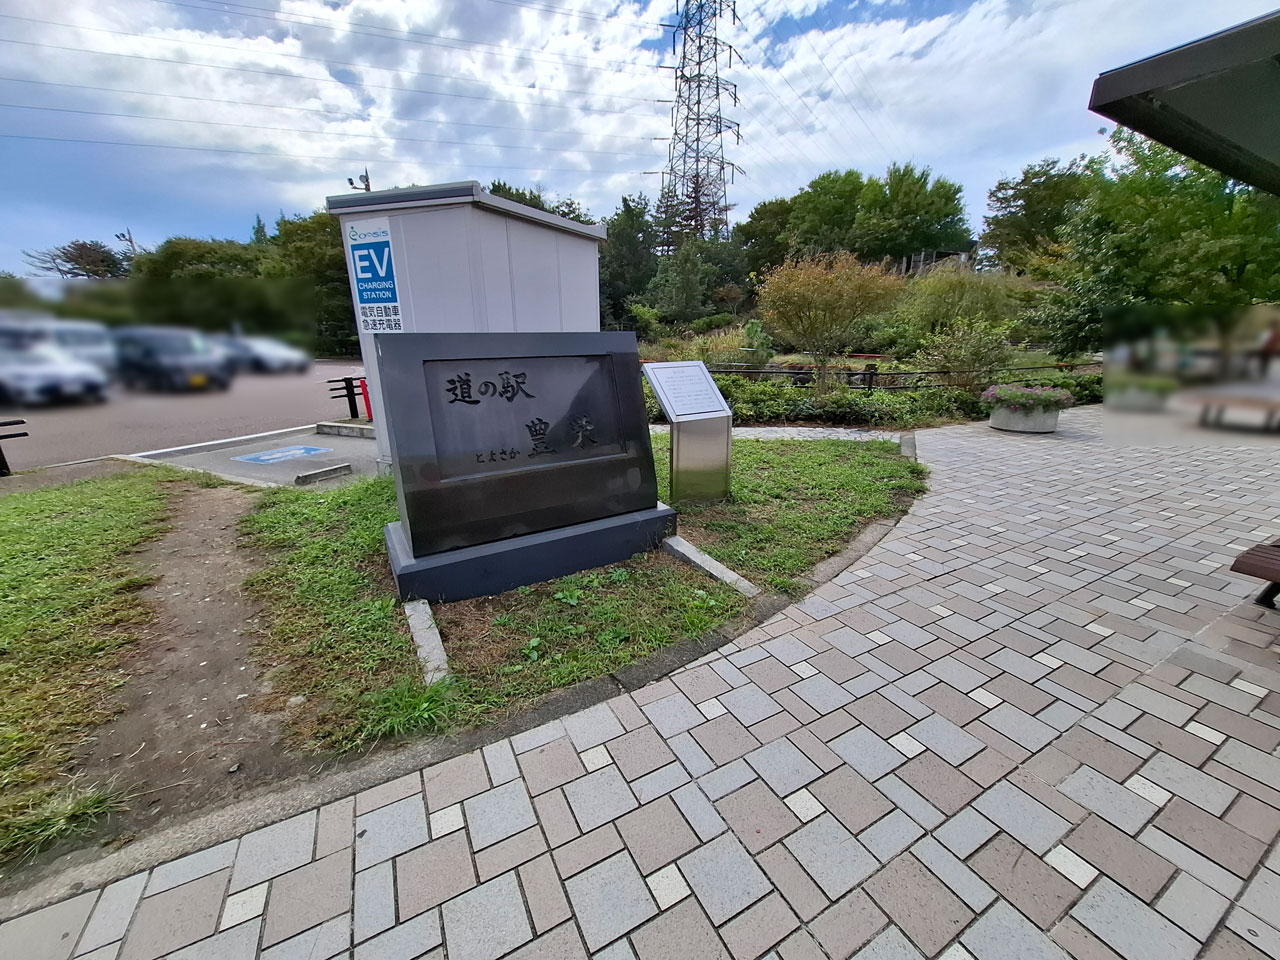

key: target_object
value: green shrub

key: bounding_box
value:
[1017,373,1103,404]
[981,384,1075,411]
[625,302,662,340]
[649,372,1101,429]
[691,312,737,334]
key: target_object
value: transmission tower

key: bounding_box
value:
[661,0,741,247]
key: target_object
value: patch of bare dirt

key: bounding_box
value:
[71,486,318,834]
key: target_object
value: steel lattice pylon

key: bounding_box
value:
[661,0,740,246]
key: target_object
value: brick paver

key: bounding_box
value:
[4,408,1280,960]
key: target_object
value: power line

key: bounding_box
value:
[814,7,913,160]
[790,24,895,166]
[722,17,852,174]
[0,75,665,143]
[741,10,871,167]
[0,131,658,175]
[731,58,848,176]
[0,102,664,158]
[0,37,665,120]
[145,0,662,77]
[0,13,663,105]
[485,0,664,29]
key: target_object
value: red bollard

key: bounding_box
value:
[359,377,373,421]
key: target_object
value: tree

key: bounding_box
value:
[1046,129,1280,366]
[22,240,131,278]
[131,238,262,279]
[263,212,355,355]
[598,195,659,325]
[758,254,905,389]
[848,163,970,263]
[893,261,1023,337]
[981,158,1090,273]
[645,240,717,324]
[913,316,1015,390]
[733,196,794,275]
[487,180,593,224]
[251,214,269,244]
[787,170,865,255]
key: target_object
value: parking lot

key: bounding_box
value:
[3,359,365,471]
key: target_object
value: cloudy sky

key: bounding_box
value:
[0,0,1274,273]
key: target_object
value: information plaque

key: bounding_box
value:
[642,361,732,503]
[643,361,732,422]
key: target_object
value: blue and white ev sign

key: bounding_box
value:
[348,221,398,305]
[345,217,405,332]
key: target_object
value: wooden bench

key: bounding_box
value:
[1232,538,1280,609]
[1193,391,1280,432]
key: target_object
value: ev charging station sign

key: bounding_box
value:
[345,217,404,333]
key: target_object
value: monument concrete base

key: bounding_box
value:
[385,504,677,603]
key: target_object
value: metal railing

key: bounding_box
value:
[327,376,371,420]
[0,418,28,477]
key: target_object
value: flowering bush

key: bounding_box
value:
[981,384,1075,412]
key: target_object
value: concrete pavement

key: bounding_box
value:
[6,360,363,470]
[5,407,1280,960]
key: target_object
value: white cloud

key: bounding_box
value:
[0,0,1275,270]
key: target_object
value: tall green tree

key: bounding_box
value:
[1047,129,1280,361]
[787,170,865,255]
[645,240,717,324]
[22,240,131,278]
[263,212,355,355]
[598,195,659,325]
[848,163,970,263]
[981,157,1090,273]
[733,196,793,276]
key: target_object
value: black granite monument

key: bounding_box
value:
[376,332,676,602]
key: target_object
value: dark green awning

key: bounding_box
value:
[1090,12,1280,195]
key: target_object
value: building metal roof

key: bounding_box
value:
[1089,11,1280,195]
[326,180,607,240]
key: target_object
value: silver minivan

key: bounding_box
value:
[0,312,118,376]
[38,318,118,376]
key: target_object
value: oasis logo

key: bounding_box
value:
[348,225,390,242]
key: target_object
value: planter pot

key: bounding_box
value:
[989,405,1060,433]
[1106,386,1169,413]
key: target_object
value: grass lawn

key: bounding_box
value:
[653,435,927,594]
[240,478,748,749]
[0,468,184,862]
[245,435,925,750]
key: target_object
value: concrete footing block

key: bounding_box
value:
[293,462,353,485]
[404,599,449,684]
[663,535,761,598]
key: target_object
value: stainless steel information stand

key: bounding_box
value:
[643,361,732,502]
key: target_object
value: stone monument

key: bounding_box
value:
[377,331,676,602]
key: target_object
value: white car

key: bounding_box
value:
[240,337,310,373]
[0,342,109,406]
[41,319,119,377]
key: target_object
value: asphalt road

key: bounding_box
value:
[4,359,366,471]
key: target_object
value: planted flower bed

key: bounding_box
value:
[982,384,1075,433]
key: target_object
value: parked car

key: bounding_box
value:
[208,334,255,376]
[37,318,118,376]
[0,314,119,376]
[0,340,108,406]
[115,326,233,392]
[238,336,310,373]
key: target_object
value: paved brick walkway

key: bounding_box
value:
[6,407,1280,960]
